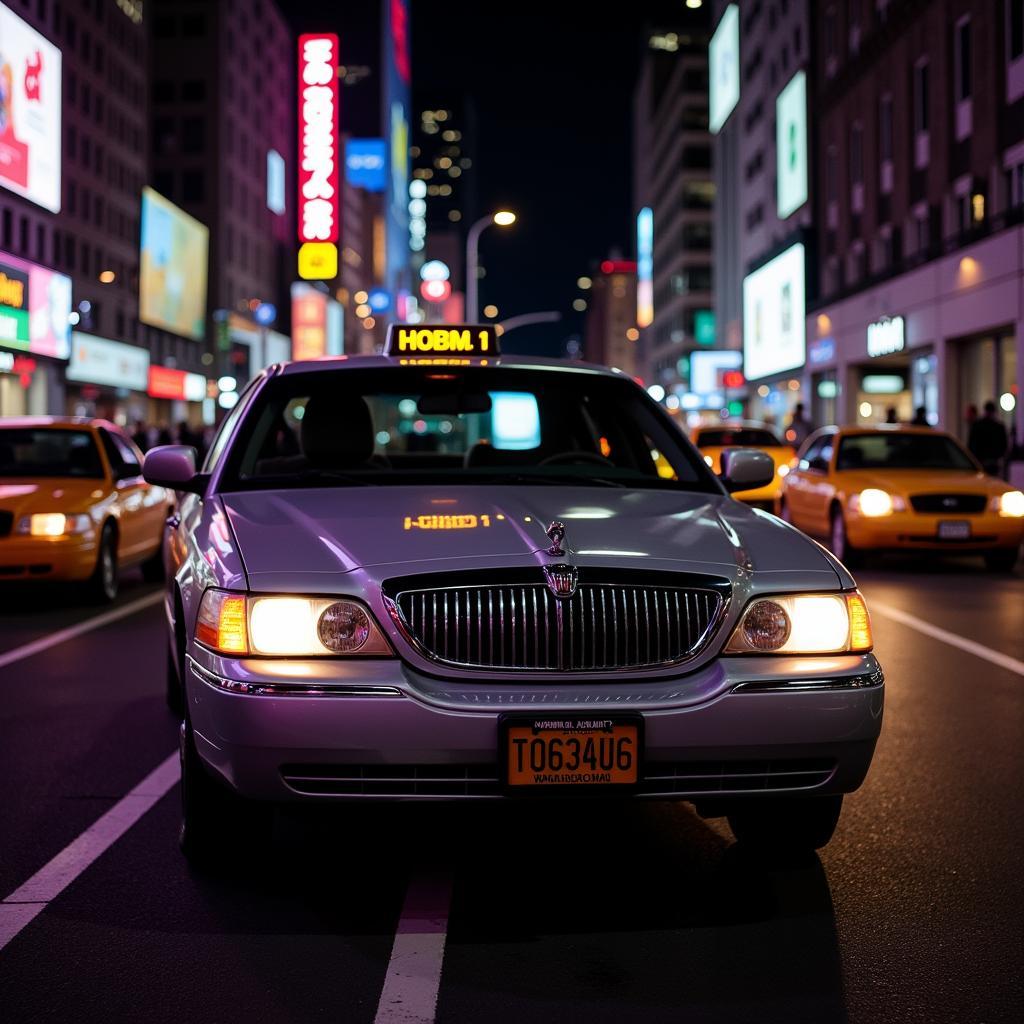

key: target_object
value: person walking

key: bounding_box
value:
[785,402,812,447]
[968,400,1009,476]
[911,406,930,426]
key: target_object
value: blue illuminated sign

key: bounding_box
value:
[345,139,387,192]
[368,288,391,312]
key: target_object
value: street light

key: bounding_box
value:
[466,210,516,322]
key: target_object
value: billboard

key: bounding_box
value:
[291,282,328,361]
[147,365,206,401]
[139,188,209,341]
[636,207,653,328]
[266,149,286,215]
[297,34,339,244]
[776,70,808,219]
[690,349,742,395]
[345,138,387,192]
[67,333,149,391]
[742,242,806,381]
[0,3,61,212]
[0,249,71,359]
[709,5,740,134]
[383,0,411,299]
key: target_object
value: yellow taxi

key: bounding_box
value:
[780,425,1024,571]
[691,422,795,512]
[0,417,172,600]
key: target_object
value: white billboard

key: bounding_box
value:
[776,70,808,219]
[0,3,62,212]
[742,243,806,381]
[709,5,740,134]
[67,333,150,392]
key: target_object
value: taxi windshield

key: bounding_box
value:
[697,427,784,447]
[218,367,717,493]
[836,432,977,472]
[0,428,105,479]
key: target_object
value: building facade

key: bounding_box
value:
[633,13,714,393]
[583,259,639,375]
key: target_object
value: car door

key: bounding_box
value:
[98,428,149,561]
[803,434,837,536]
[114,430,169,559]
[785,436,825,528]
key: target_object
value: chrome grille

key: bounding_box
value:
[391,577,726,671]
[909,493,987,514]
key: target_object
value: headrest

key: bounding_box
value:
[301,395,375,467]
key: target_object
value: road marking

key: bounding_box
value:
[0,591,163,672]
[870,600,1024,677]
[0,751,179,952]
[375,872,452,1024]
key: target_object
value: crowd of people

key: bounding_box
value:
[131,420,213,462]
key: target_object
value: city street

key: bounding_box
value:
[0,561,1020,1024]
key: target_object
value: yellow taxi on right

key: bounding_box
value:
[780,425,1024,571]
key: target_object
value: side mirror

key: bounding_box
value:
[719,448,776,493]
[143,445,207,496]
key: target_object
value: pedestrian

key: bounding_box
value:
[156,424,173,447]
[131,419,149,453]
[785,402,812,447]
[968,400,1008,476]
[911,406,930,427]
[885,406,898,424]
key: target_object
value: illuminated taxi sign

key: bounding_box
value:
[385,324,499,357]
[404,514,494,530]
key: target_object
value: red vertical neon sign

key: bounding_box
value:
[297,33,340,244]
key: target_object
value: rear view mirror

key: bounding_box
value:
[143,445,207,496]
[417,392,492,415]
[719,448,775,493]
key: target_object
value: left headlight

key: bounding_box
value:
[849,489,906,517]
[993,490,1024,518]
[196,589,393,657]
[724,591,873,654]
[16,513,93,537]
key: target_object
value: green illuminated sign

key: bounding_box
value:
[694,310,716,346]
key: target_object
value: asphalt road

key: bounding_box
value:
[0,555,1021,1024]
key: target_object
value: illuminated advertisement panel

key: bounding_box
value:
[383,0,411,298]
[636,207,653,328]
[297,33,340,244]
[776,70,808,219]
[742,242,806,381]
[67,332,149,390]
[0,248,71,359]
[266,149,286,214]
[290,282,328,361]
[709,5,740,134]
[345,138,387,192]
[139,187,209,341]
[0,3,62,212]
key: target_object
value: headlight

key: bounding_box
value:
[16,513,93,537]
[703,455,714,467]
[778,464,790,477]
[849,488,902,517]
[196,590,392,656]
[994,490,1024,517]
[725,592,872,654]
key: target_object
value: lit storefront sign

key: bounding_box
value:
[867,315,905,357]
[776,70,808,219]
[345,139,387,191]
[291,282,328,360]
[266,149,286,215]
[636,207,653,328]
[383,0,411,296]
[0,250,71,359]
[67,332,149,391]
[808,337,836,365]
[709,5,740,134]
[694,310,716,345]
[297,33,339,279]
[297,242,338,280]
[0,3,62,212]
[147,366,206,401]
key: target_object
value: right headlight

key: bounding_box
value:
[195,590,393,656]
[724,591,872,654]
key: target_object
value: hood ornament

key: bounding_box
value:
[546,520,566,557]
[543,563,578,599]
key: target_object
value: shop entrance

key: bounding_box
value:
[852,353,913,425]
[952,330,1017,446]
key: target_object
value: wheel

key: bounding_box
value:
[984,547,1019,573]
[728,795,843,855]
[829,508,864,569]
[85,522,119,603]
[179,718,267,865]
[141,544,165,582]
[166,644,184,715]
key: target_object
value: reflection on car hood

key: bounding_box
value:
[222,486,839,584]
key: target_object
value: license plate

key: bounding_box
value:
[938,520,971,539]
[503,716,640,788]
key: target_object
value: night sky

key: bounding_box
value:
[287,1,692,355]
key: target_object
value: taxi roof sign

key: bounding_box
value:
[385,324,500,357]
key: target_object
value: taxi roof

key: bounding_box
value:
[274,353,627,378]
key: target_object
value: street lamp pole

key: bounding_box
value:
[465,211,516,322]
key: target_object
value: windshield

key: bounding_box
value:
[697,427,785,447]
[0,429,105,479]
[836,432,977,471]
[218,367,718,493]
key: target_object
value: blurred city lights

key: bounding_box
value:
[493,211,516,226]
[483,304,498,318]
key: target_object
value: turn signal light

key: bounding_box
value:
[846,591,872,651]
[196,591,248,654]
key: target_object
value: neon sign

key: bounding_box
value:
[297,34,339,245]
[404,514,493,531]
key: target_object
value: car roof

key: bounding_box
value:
[694,420,780,435]
[829,424,955,438]
[0,416,119,432]
[273,353,627,378]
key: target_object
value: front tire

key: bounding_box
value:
[728,795,843,855]
[141,545,165,582]
[830,508,864,569]
[85,522,119,603]
[984,547,1019,573]
[166,645,183,714]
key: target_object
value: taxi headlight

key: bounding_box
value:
[16,513,93,537]
[725,592,872,654]
[196,591,392,656]
[994,490,1024,518]
[778,464,790,477]
[850,488,903,517]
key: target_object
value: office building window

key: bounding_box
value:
[879,94,893,162]
[914,60,929,133]
[955,18,972,101]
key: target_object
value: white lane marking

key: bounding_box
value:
[0,591,163,672]
[375,872,453,1024]
[870,599,1024,677]
[0,751,179,952]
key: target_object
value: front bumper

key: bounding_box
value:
[185,649,884,803]
[0,535,98,581]
[846,512,1024,551]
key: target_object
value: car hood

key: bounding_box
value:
[838,468,1000,495]
[221,485,842,588]
[0,478,110,517]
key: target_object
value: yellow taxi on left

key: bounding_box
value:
[0,417,172,601]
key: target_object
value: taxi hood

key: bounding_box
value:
[221,486,843,588]
[0,478,109,517]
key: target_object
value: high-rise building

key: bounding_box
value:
[632,12,714,394]
[807,0,1022,475]
[583,259,639,376]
